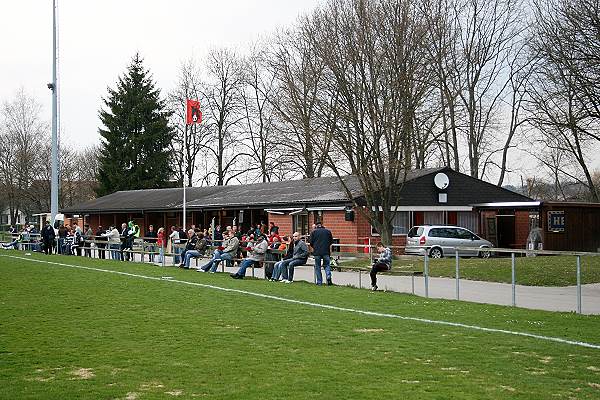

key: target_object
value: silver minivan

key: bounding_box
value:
[405,225,493,258]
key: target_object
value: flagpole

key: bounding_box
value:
[183,104,187,231]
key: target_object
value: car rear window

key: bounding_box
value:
[407,226,424,237]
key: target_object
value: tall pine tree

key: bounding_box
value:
[96,53,173,196]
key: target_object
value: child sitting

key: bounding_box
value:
[371,242,392,291]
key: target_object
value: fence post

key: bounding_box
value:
[424,252,429,298]
[358,270,361,289]
[511,252,516,307]
[455,249,460,301]
[576,255,582,314]
[161,242,165,268]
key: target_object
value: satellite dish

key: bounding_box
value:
[434,173,450,190]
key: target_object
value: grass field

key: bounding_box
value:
[339,255,600,286]
[1,251,600,399]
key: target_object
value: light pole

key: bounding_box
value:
[49,0,59,225]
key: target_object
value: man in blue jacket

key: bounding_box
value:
[308,221,334,286]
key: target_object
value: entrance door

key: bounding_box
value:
[496,215,515,248]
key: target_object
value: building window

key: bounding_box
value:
[457,211,478,233]
[293,213,308,236]
[424,211,444,225]
[370,211,410,235]
[392,212,410,234]
[0,214,7,225]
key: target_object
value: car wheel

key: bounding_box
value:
[478,248,491,259]
[429,247,443,259]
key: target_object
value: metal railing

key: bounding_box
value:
[2,235,598,314]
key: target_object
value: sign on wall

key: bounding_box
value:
[547,211,565,232]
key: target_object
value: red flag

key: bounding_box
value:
[186,99,202,124]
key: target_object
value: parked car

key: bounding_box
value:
[405,225,493,258]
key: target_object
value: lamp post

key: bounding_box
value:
[49,0,59,225]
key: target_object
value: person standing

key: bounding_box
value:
[268,221,279,235]
[104,225,121,260]
[57,224,67,254]
[41,220,56,255]
[83,224,93,257]
[145,224,158,262]
[95,226,107,259]
[308,221,334,286]
[370,242,392,291]
[169,226,181,264]
[156,227,166,264]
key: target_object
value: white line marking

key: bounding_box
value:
[3,254,600,350]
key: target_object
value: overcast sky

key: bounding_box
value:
[0,0,322,148]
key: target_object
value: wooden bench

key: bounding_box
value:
[335,265,423,293]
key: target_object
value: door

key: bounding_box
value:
[496,215,515,248]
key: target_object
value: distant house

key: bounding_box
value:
[1,208,29,229]
[62,167,600,252]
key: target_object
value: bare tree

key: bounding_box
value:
[445,0,523,178]
[200,48,248,186]
[527,0,600,201]
[269,26,334,179]
[304,0,432,245]
[0,88,47,225]
[239,44,282,183]
[422,0,462,170]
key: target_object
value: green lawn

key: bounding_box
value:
[338,255,600,286]
[1,251,600,399]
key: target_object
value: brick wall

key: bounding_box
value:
[268,209,409,254]
[268,213,293,237]
[322,210,358,249]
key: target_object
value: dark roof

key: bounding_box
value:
[397,169,533,206]
[64,167,531,213]
[61,175,358,213]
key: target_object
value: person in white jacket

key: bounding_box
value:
[230,234,268,279]
[102,226,121,260]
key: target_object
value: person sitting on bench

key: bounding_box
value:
[181,232,208,268]
[271,232,308,283]
[230,234,268,279]
[179,229,198,268]
[198,230,239,273]
[371,242,392,291]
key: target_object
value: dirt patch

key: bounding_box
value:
[70,368,95,380]
[500,385,516,392]
[125,392,139,400]
[25,376,55,382]
[165,389,184,396]
[588,383,600,390]
[587,366,600,372]
[354,328,385,333]
[401,380,420,384]
[539,356,553,364]
[140,381,165,390]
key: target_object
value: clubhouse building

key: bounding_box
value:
[63,167,600,252]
